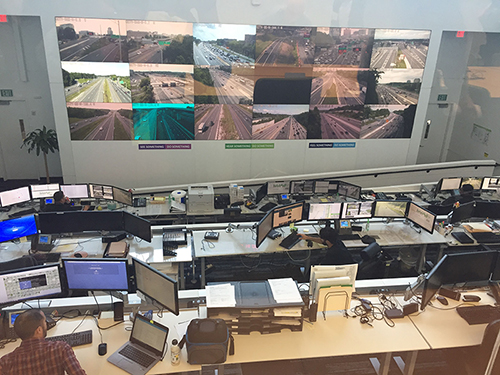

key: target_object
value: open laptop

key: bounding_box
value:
[107,314,169,375]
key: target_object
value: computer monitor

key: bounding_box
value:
[89,184,113,200]
[0,264,62,307]
[0,215,38,243]
[340,201,373,219]
[307,202,342,221]
[289,180,314,195]
[337,182,361,200]
[112,186,133,206]
[473,201,500,220]
[421,251,498,310]
[132,257,179,315]
[271,201,304,229]
[267,181,290,195]
[38,211,124,234]
[481,177,500,190]
[314,180,338,195]
[60,184,89,199]
[461,177,483,190]
[449,201,476,224]
[372,200,408,218]
[255,211,273,248]
[123,212,151,242]
[62,258,129,291]
[30,184,60,199]
[255,183,268,204]
[0,187,31,207]
[405,202,436,234]
[436,177,462,192]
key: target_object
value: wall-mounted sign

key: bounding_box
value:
[0,89,13,97]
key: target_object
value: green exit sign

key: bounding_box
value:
[158,41,170,46]
[0,89,13,97]
[437,94,448,101]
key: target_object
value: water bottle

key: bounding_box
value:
[170,339,180,365]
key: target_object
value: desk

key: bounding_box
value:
[0,298,429,375]
[192,221,448,287]
[408,290,495,350]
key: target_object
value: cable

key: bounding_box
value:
[201,239,215,252]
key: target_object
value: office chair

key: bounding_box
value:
[357,242,392,279]
[0,255,38,272]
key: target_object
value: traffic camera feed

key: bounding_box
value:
[56,18,430,141]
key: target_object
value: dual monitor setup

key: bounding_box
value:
[0,211,152,245]
[0,257,178,315]
[254,180,362,204]
[255,200,437,247]
[420,249,500,310]
[434,176,500,195]
[0,183,133,208]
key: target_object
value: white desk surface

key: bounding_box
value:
[192,221,447,259]
[408,290,495,349]
[0,297,430,375]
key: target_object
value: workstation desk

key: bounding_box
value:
[191,220,448,287]
[0,226,192,289]
[0,294,430,375]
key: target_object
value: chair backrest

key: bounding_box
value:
[0,256,38,273]
[480,319,500,374]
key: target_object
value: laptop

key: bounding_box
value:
[107,314,169,375]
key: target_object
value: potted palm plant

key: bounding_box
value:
[21,126,59,183]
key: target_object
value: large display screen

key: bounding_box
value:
[0,187,31,207]
[56,18,430,142]
[0,215,38,243]
[406,202,436,234]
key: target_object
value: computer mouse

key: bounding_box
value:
[436,296,448,305]
[98,343,107,356]
[307,240,313,248]
[361,235,375,244]
[74,253,83,258]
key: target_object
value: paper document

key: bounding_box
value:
[268,278,302,304]
[273,307,303,317]
[206,284,236,308]
[170,201,186,212]
[463,222,492,233]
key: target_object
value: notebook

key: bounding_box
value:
[107,314,169,375]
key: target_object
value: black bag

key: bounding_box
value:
[179,318,234,364]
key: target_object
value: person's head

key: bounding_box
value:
[14,309,47,340]
[53,190,67,204]
[461,184,474,195]
[319,226,339,246]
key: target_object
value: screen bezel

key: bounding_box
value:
[62,258,130,291]
[132,257,179,315]
[60,184,89,199]
[406,202,436,234]
[0,264,63,307]
[307,202,343,221]
[0,187,31,207]
[340,201,374,219]
[271,201,304,229]
[0,215,38,243]
[256,211,273,248]
[372,200,409,218]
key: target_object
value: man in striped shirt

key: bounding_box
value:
[0,309,87,375]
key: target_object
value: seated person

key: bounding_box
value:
[441,183,475,206]
[43,191,89,212]
[299,227,354,265]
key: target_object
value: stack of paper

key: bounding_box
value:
[206,284,236,308]
[268,278,303,304]
[170,200,186,213]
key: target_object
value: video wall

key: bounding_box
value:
[56,17,430,142]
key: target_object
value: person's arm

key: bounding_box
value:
[297,234,324,244]
[62,344,87,375]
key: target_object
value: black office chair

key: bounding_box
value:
[0,255,38,273]
[357,242,392,279]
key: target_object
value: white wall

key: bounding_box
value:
[1,0,500,188]
[0,16,61,180]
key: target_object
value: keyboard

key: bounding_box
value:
[33,252,61,264]
[119,345,155,368]
[279,232,301,250]
[259,202,277,212]
[451,232,474,244]
[338,234,361,241]
[45,330,93,347]
[8,207,37,218]
[471,232,500,243]
[456,305,500,325]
